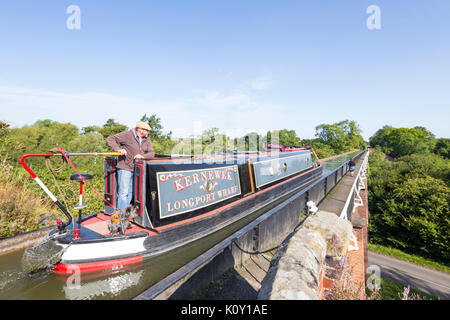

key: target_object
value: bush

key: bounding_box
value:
[368,151,450,263]
[0,161,56,238]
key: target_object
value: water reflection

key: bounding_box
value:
[64,270,144,300]
[321,153,356,176]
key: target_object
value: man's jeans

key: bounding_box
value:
[117,169,134,210]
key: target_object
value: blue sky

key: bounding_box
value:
[0,0,449,140]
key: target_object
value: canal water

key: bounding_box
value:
[0,153,355,300]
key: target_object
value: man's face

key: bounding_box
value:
[137,127,150,138]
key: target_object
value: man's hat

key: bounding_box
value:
[136,121,151,131]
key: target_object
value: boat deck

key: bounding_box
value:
[85,213,144,234]
[68,213,156,241]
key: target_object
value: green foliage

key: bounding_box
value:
[68,132,107,176]
[99,118,128,139]
[308,141,335,159]
[368,147,450,263]
[81,125,101,135]
[269,129,301,147]
[0,121,10,139]
[314,120,366,155]
[0,123,57,237]
[0,121,24,161]
[140,114,172,142]
[434,138,450,159]
[369,125,437,158]
[0,165,54,238]
[315,123,347,151]
[140,114,176,154]
[366,276,439,300]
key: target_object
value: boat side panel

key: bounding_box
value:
[143,165,322,254]
[145,163,243,228]
[253,151,312,188]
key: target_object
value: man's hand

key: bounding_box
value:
[134,154,144,160]
[119,149,127,156]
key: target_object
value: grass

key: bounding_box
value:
[368,277,440,300]
[323,252,440,300]
[0,161,58,238]
[368,243,450,274]
[323,243,445,300]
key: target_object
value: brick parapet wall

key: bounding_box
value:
[318,185,369,299]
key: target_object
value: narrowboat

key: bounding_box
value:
[20,147,322,274]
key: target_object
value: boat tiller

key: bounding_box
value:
[20,153,73,232]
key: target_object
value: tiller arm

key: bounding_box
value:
[20,153,73,232]
[19,150,121,232]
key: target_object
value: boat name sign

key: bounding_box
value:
[156,165,241,219]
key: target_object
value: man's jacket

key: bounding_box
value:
[106,129,155,172]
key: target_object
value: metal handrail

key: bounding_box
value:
[339,150,369,220]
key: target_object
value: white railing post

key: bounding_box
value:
[339,150,370,220]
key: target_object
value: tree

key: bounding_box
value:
[201,127,220,145]
[315,123,347,152]
[140,114,176,154]
[35,119,57,128]
[244,132,261,151]
[99,119,128,139]
[278,129,301,146]
[434,138,450,159]
[369,125,394,153]
[368,148,450,263]
[385,176,449,260]
[140,114,172,141]
[387,128,434,157]
[0,121,25,161]
[369,126,437,158]
[81,125,101,135]
[200,128,231,153]
[68,132,107,176]
[264,129,301,147]
[309,140,335,159]
[339,120,365,150]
